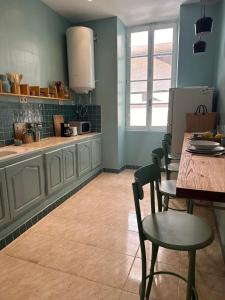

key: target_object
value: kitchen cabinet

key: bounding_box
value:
[6,156,45,219]
[45,149,64,195]
[63,145,77,185]
[77,141,92,177]
[0,169,10,227]
[0,134,102,242]
[91,138,102,169]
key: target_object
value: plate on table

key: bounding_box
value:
[187,145,225,155]
[189,140,220,150]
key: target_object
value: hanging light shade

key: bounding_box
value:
[193,40,207,54]
[195,16,213,34]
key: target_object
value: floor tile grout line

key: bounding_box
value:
[10,229,139,259]
[119,290,139,299]
[42,212,139,234]
[2,253,128,292]
[121,243,140,291]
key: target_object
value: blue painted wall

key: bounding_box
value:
[78,17,119,169]
[117,19,126,169]
[78,17,127,170]
[177,2,221,87]
[0,0,71,86]
[125,131,165,167]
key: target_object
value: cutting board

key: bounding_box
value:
[53,115,64,137]
[14,123,27,140]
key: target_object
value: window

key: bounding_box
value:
[127,23,177,129]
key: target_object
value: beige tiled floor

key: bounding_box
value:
[0,170,225,299]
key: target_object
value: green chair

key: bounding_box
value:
[152,148,193,214]
[163,133,181,161]
[162,139,180,180]
[132,164,214,300]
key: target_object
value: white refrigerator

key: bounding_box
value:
[167,87,216,155]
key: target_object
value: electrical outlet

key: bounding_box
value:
[20,96,28,104]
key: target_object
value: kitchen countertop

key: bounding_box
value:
[0,133,101,162]
[176,132,225,202]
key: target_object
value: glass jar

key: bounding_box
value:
[0,74,11,93]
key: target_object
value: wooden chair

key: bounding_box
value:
[163,133,181,160]
[132,164,214,300]
[152,147,193,213]
[162,139,180,180]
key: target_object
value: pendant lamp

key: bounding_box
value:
[195,1,213,34]
[193,40,207,54]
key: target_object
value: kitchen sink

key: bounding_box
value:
[0,151,17,158]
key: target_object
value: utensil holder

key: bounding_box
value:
[23,133,34,144]
[12,83,21,94]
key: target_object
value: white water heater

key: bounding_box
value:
[66,26,95,94]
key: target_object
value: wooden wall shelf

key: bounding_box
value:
[0,92,72,102]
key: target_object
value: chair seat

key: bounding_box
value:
[159,179,176,197]
[168,153,181,161]
[168,162,180,172]
[142,211,214,251]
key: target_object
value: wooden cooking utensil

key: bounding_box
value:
[53,115,64,137]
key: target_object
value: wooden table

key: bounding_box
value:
[176,133,225,202]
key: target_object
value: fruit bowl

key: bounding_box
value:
[191,132,223,143]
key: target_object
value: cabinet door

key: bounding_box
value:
[77,141,92,177]
[92,138,102,169]
[0,169,11,227]
[45,149,63,195]
[63,145,77,185]
[6,156,45,219]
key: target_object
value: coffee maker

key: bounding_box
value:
[61,123,72,137]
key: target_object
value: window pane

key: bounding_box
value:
[130,93,147,104]
[130,81,147,93]
[153,55,172,80]
[130,105,146,126]
[131,57,148,81]
[153,80,171,92]
[154,28,173,54]
[151,104,168,126]
[131,31,148,57]
[152,91,169,104]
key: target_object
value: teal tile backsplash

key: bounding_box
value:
[0,101,101,146]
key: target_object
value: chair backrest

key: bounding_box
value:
[133,164,162,246]
[164,133,172,145]
[164,133,172,152]
[133,164,162,225]
[151,148,164,181]
[162,139,170,165]
[152,148,164,168]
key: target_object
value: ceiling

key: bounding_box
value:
[42,0,201,26]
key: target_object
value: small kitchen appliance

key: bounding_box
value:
[61,123,73,137]
[70,126,78,136]
[69,121,91,135]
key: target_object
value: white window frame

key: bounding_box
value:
[126,22,178,131]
